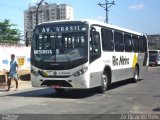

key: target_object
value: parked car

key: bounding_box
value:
[157,55,160,65]
[149,55,160,66]
[149,50,160,66]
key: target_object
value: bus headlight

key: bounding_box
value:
[73,67,88,77]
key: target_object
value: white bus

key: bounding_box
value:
[30,20,148,93]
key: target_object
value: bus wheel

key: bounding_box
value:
[55,88,65,93]
[132,66,139,83]
[99,72,108,93]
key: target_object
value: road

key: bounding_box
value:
[0,67,160,119]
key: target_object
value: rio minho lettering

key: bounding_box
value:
[112,56,129,66]
[39,25,87,33]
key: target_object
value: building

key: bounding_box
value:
[24,3,74,40]
[147,34,160,50]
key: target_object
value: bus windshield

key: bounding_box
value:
[32,24,88,63]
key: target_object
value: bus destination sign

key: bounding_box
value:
[37,25,88,33]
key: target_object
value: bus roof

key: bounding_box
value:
[39,19,144,36]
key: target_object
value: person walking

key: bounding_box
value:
[6,54,19,91]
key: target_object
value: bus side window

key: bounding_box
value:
[132,36,139,52]
[101,28,114,51]
[124,34,132,52]
[90,30,101,62]
[90,31,101,53]
[143,36,148,53]
[114,31,124,52]
[139,36,144,53]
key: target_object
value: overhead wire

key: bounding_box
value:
[0,2,25,34]
[0,2,25,10]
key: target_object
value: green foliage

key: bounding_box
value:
[0,19,21,44]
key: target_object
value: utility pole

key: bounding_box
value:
[36,0,44,25]
[98,0,115,23]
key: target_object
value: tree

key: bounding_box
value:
[0,19,20,44]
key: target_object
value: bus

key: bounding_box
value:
[30,19,148,93]
[149,50,160,66]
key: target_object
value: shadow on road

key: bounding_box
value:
[153,107,160,112]
[109,79,143,90]
[6,88,99,99]
[152,95,160,97]
[6,79,143,99]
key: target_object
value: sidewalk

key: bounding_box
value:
[18,80,32,90]
[0,80,32,92]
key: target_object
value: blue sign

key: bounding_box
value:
[2,59,8,65]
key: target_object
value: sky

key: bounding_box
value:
[0,0,160,36]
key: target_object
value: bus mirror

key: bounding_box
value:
[91,27,96,31]
[25,31,29,47]
[26,38,29,47]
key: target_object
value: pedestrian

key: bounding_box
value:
[6,54,19,91]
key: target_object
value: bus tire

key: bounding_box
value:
[55,88,65,93]
[99,71,109,93]
[132,66,139,83]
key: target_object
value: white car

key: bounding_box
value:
[157,55,160,65]
[149,55,160,66]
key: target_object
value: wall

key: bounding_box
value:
[0,45,31,71]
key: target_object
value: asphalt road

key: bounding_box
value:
[0,67,160,119]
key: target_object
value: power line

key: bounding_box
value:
[98,0,115,23]
[0,2,25,10]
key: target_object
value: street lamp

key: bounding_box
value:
[36,0,44,25]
